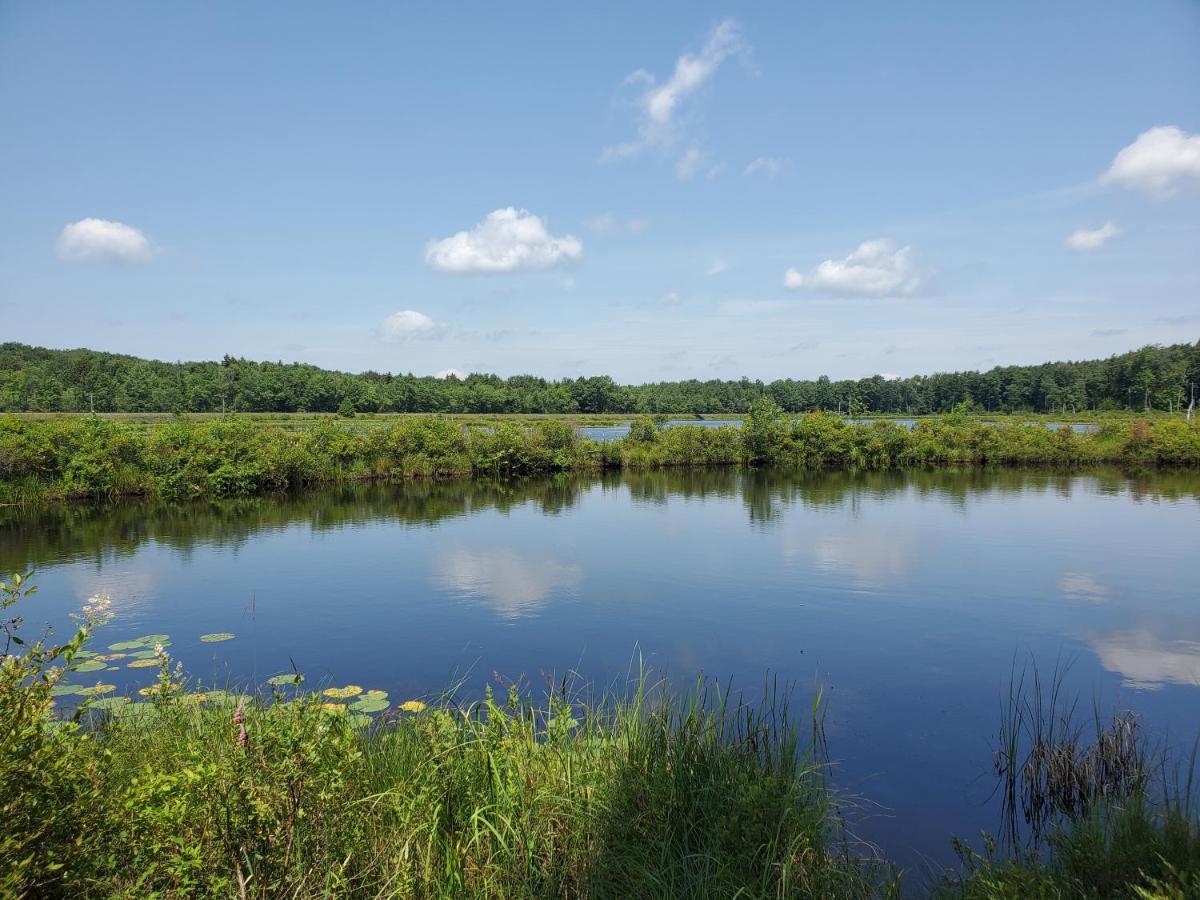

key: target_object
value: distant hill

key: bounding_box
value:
[1,340,1197,415]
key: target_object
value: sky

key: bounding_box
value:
[1,1,1198,383]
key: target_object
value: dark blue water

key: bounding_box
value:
[4,468,1196,870]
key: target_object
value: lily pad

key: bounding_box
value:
[178,692,208,703]
[133,634,170,644]
[73,659,107,673]
[108,640,147,652]
[95,653,126,661]
[127,659,159,668]
[51,683,84,697]
[105,666,120,671]
[268,673,304,686]
[363,689,388,701]
[319,702,346,712]
[130,649,158,659]
[79,684,116,697]
[347,713,373,728]
[199,632,236,643]
[74,650,97,659]
[398,700,428,713]
[350,696,389,714]
[323,685,363,700]
[90,696,130,711]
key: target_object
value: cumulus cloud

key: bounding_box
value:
[659,291,684,306]
[434,368,464,380]
[425,208,582,273]
[705,258,730,276]
[1066,222,1121,251]
[378,310,440,342]
[603,20,745,176]
[1102,126,1200,198]
[784,239,924,297]
[743,156,782,178]
[56,218,154,263]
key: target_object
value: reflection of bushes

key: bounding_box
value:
[5,467,1198,575]
[1,410,1198,503]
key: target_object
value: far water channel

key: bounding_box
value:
[576,418,1101,441]
[3,467,1195,871]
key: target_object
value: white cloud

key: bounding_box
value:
[785,239,924,297]
[1102,125,1200,198]
[585,213,649,235]
[743,156,782,178]
[378,310,439,342]
[659,291,684,306]
[434,368,464,380]
[425,208,582,273]
[676,145,704,181]
[705,258,730,276]
[56,218,154,263]
[603,19,744,175]
[1066,222,1121,251]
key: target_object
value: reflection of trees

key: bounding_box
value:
[4,467,1196,573]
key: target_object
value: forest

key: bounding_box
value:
[1,340,1198,415]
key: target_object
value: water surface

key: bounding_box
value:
[4,468,1196,870]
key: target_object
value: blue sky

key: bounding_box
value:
[2,1,1198,382]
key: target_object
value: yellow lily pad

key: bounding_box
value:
[398,700,427,713]
[322,685,363,699]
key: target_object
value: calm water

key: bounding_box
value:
[4,468,1197,869]
[578,418,1099,440]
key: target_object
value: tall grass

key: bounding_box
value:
[1,571,896,898]
[936,660,1200,898]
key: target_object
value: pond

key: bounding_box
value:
[4,467,1197,870]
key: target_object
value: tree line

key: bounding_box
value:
[1,340,1197,415]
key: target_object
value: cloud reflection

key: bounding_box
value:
[431,549,582,619]
[1091,629,1200,690]
[1059,572,1108,604]
[807,530,915,588]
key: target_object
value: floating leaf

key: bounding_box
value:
[127,659,159,668]
[79,684,116,697]
[363,689,388,701]
[108,640,146,652]
[267,673,304,686]
[350,696,389,714]
[323,685,363,700]
[347,714,373,728]
[319,702,346,712]
[398,700,427,713]
[137,684,180,697]
[90,697,130,711]
[133,634,170,644]
[105,666,120,671]
[73,659,107,673]
[95,653,127,661]
[178,692,208,703]
[74,650,97,659]
[200,632,236,643]
[129,649,158,659]
[50,683,84,697]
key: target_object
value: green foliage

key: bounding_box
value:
[3,339,1199,414]
[2,413,1198,505]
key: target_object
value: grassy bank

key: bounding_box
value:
[4,578,1200,897]
[3,401,1199,504]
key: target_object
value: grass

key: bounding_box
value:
[2,401,1199,505]
[4,576,1200,897]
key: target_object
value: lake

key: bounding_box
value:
[4,467,1197,871]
